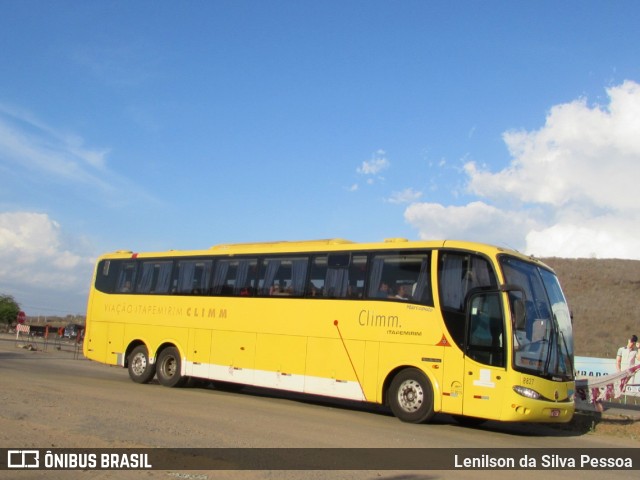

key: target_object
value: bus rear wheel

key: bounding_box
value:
[388,368,435,423]
[156,347,187,388]
[128,345,156,384]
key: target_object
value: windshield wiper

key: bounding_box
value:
[543,324,556,376]
[559,330,574,378]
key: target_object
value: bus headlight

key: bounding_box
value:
[513,385,541,400]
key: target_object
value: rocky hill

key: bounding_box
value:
[542,258,640,359]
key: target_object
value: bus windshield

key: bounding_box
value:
[499,256,574,381]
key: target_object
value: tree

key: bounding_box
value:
[0,294,21,328]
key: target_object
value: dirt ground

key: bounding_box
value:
[1,334,639,446]
[550,408,640,441]
[1,336,639,480]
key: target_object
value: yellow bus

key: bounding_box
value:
[84,238,575,424]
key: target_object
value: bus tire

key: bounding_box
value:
[156,346,187,388]
[388,368,435,423]
[128,345,156,384]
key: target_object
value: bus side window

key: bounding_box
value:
[116,262,137,293]
[307,256,327,297]
[173,259,212,295]
[211,258,257,296]
[257,256,309,297]
[347,255,368,298]
[324,264,349,298]
[307,254,359,299]
[467,292,505,367]
[439,252,497,310]
[439,252,498,348]
[136,261,173,294]
[412,254,432,305]
[322,252,366,298]
[367,252,431,304]
[95,260,118,293]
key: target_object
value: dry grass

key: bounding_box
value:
[592,417,640,440]
[547,410,640,441]
[542,258,640,359]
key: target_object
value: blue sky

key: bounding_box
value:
[1,1,640,316]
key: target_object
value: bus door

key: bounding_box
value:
[462,291,506,420]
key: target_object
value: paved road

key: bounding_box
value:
[0,337,637,479]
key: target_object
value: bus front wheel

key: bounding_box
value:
[156,347,187,388]
[128,345,156,384]
[388,368,435,423]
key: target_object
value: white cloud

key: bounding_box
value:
[526,217,640,259]
[405,201,539,249]
[0,103,158,207]
[387,188,423,204]
[350,149,391,191]
[0,103,110,183]
[357,150,390,176]
[0,212,94,314]
[0,103,159,315]
[405,80,640,259]
[466,80,640,213]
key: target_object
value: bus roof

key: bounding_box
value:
[99,238,549,268]
[211,238,355,250]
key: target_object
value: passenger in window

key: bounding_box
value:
[394,285,410,300]
[376,282,392,298]
[121,281,132,293]
[270,282,291,296]
[307,282,319,297]
[347,284,361,298]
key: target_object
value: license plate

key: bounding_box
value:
[550,409,560,417]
